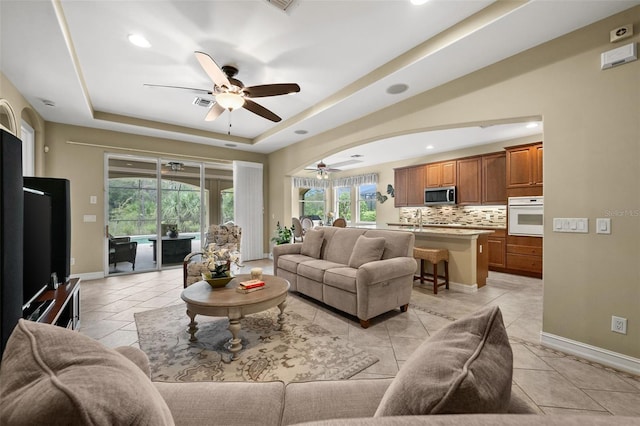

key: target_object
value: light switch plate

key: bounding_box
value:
[553,218,589,233]
[596,218,611,234]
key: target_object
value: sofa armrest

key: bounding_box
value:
[273,243,303,274]
[114,346,151,378]
[282,378,393,425]
[357,257,417,285]
[154,381,285,426]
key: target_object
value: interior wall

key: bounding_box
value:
[269,7,640,359]
[43,122,267,275]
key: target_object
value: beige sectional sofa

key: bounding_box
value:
[273,227,417,327]
[2,306,637,425]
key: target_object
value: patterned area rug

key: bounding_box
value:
[134,303,378,383]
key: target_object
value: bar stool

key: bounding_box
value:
[413,247,449,294]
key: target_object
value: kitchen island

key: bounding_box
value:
[354,224,495,291]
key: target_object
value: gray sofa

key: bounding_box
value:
[2,307,637,425]
[273,227,417,327]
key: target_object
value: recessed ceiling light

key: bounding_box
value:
[41,99,56,107]
[128,34,151,48]
[525,122,539,129]
[386,83,408,95]
[294,129,308,135]
[225,143,237,148]
[426,145,434,150]
[410,0,430,5]
[351,154,363,158]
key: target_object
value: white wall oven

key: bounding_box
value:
[508,196,544,237]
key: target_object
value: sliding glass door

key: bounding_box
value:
[106,154,233,276]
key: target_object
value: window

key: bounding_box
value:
[357,184,377,223]
[299,188,325,219]
[335,187,351,221]
[221,187,234,224]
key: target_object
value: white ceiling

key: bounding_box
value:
[1,0,637,171]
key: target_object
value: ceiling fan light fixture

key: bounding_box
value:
[128,33,151,48]
[216,92,245,110]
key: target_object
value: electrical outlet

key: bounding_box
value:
[70,258,75,266]
[611,316,627,334]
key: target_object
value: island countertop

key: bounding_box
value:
[354,224,495,239]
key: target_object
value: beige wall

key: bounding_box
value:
[42,122,267,275]
[269,7,640,358]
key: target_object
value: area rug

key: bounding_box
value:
[134,303,378,383]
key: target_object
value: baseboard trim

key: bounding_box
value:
[540,332,640,375]
[450,281,478,293]
[70,271,104,281]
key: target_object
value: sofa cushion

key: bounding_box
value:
[374,305,512,416]
[278,253,316,274]
[348,236,386,268]
[301,229,324,258]
[323,228,367,264]
[363,230,415,259]
[0,319,174,426]
[298,259,347,282]
[324,267,358,293]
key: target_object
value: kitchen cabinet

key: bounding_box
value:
[393,167,408,207]
[456,157,482,205]
[482,152,507,204]
[506,142,543,189]
[425,161,456,188]
[487,229,506,270]
[506,235,542,277]
[394,165,425,207]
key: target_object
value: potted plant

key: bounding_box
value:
[200,245,242,288]
[271,221,293,245]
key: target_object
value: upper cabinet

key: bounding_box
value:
[394,165,425,207]
[456,157,482,205]
[506,142,543,189]
[457,153,506,205]
[425,161,456,188]
[482,152,507,204]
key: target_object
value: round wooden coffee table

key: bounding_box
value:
[180,274,290,361]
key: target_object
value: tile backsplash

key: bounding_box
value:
[400,206,506,227]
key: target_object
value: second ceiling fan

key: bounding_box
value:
[146,51,300,122]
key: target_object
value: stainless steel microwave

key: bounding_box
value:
[424,186,456,205]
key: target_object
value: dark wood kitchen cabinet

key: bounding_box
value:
[482,152,507,204]
[394,165,425,207]
[425,161,456,188]
[456,156,482,205]
[506,235,542,277]
[487,229,506,270]
[506,142,543,189]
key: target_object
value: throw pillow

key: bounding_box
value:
[348,236,386,268]
[374,305,512,416]
[301,229,324,258]
[0,319,174,425]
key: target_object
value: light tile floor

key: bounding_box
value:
[79,261,640,417]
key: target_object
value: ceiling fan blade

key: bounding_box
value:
[144,84,212,95]
[194,51,231,88]
[244,83,301,98]
[243,99,282,122]
[205,103,225,121]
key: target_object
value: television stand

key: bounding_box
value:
[24,299,56,322]
[34,278,81,329]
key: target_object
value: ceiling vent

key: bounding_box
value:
[264,0,299,13]
[193,97,214,108]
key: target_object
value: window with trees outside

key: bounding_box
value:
[299,188,325,218]
[335,187,351,221]
[357,184,377,223]
[108,178,201,236]
[221,187,234,223]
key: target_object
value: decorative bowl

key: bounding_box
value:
[202,271,234,288]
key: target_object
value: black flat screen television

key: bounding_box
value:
[22,188,51,309]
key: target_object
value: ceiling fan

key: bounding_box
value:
[306,160,341,180]
[145,51,300,122]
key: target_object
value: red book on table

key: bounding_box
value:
[239,279,265,289]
